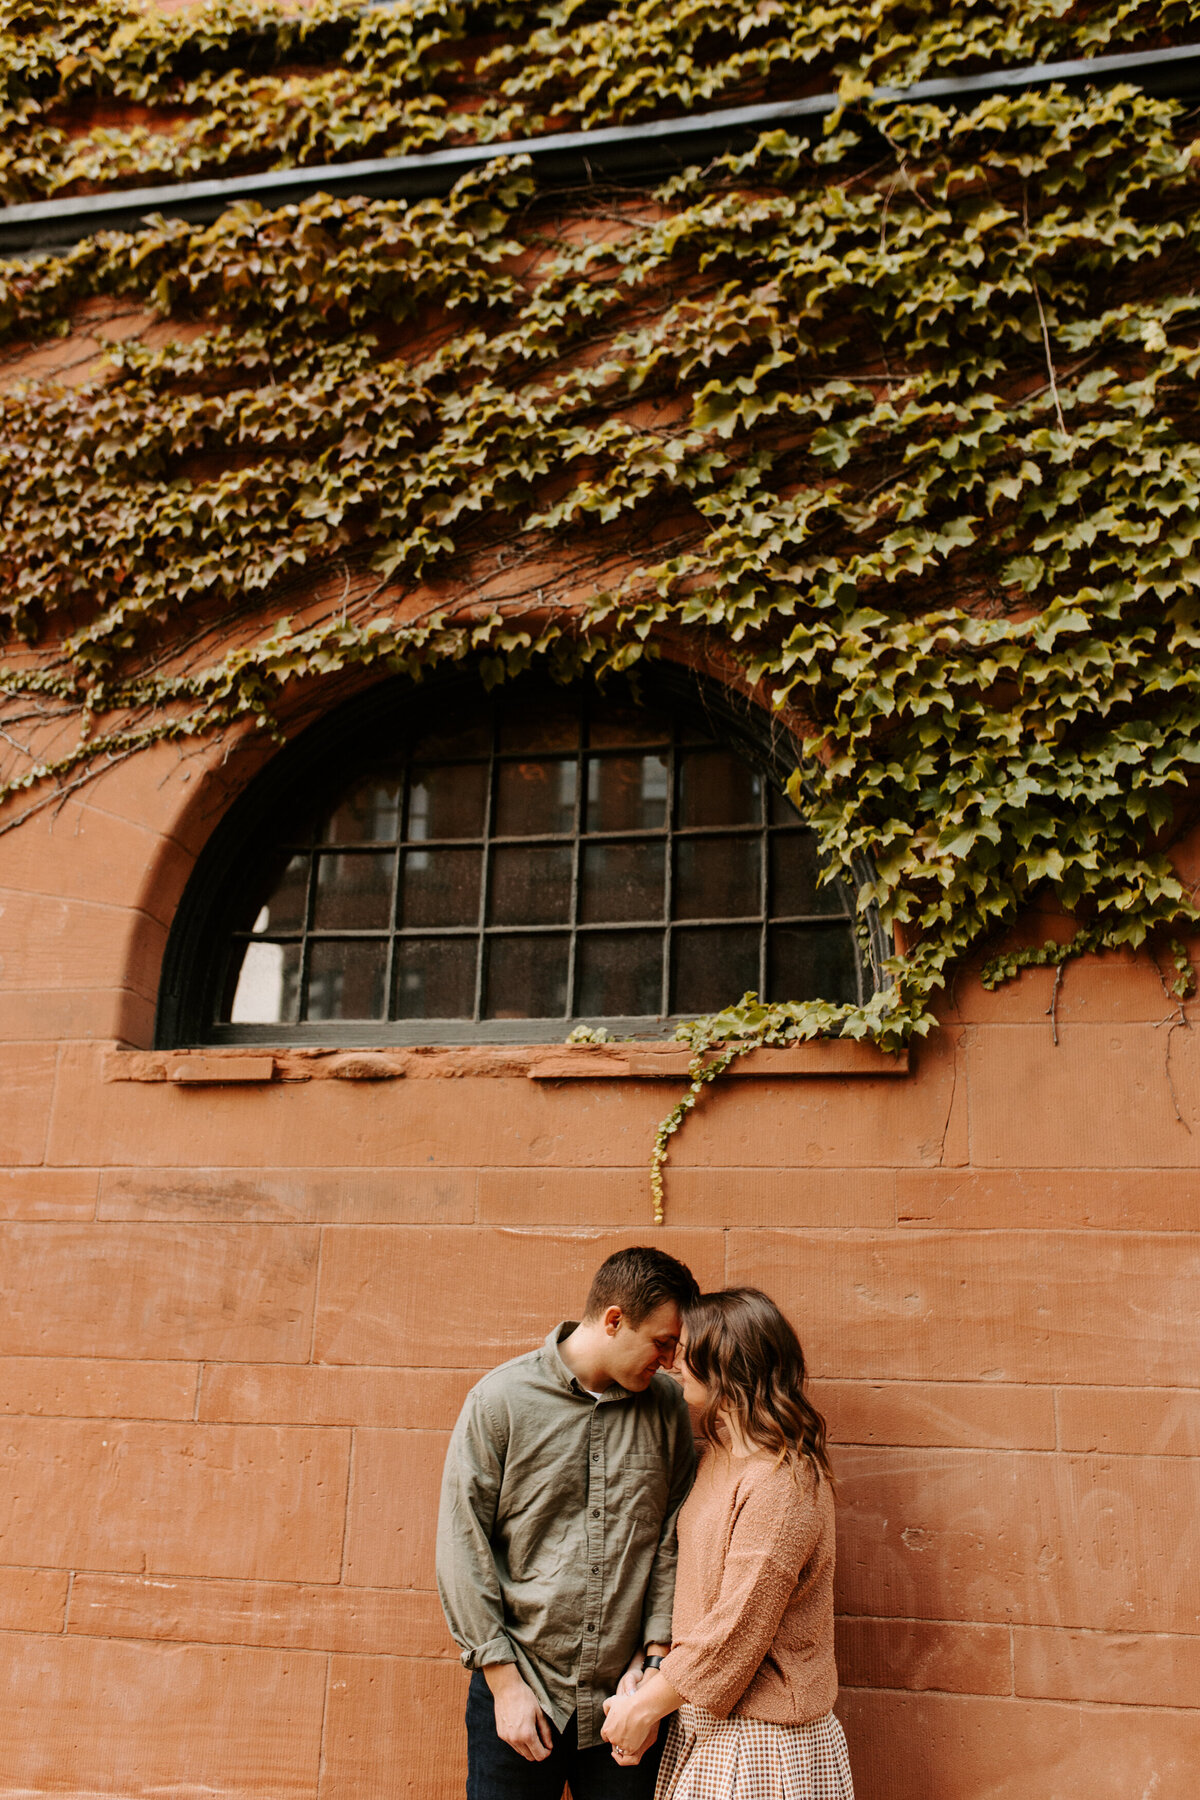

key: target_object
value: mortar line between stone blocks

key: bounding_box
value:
[314,1650,334,1800]
[62,1569,74,1633]
[40,1043,64,1169]
[337,1429,357,1586]
[193,1363,204,1423]
[1008,1623,1016,1696]
[308,1227,325,1366]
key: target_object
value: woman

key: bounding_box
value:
[601,1287,853,1800]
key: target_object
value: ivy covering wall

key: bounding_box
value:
[3,3,1200,1139]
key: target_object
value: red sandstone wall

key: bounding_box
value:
[1,736,1198,1800]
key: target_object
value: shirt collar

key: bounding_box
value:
[543,1321,631,1403]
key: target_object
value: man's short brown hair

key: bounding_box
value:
[583,1245,699,1325]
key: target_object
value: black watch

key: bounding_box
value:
[643,1653,664,1670]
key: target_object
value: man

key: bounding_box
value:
[436,1245,699,1800]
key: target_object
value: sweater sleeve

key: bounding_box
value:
[659,1462,823,1718]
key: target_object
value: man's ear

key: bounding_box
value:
[603,1305,624,1337]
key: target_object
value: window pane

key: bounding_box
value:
[769,924,860,1005]
[768,783,804,825]
[576,931,662,1017]
[495,759,577,836]
[305,939,388,1020]
[580,841,665,922]
[411,712,492,760]
[497,697,579,753]
[585,754,669,832]
[248,853,309,933]
[671,926,760,1014]
[223,939,302,1024]
[313,851,395,930]
[489,844,573,924]
[770,832,846,916]
[677,749,762,826]
[319,772,402,844]
[400,848,482,928]
[394,937,477,1019]
[485,934,569,1018]
[587,703,670,748]
[674,837,760,920]
[408,763,488,840]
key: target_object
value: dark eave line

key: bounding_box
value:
[3,38,1199,256]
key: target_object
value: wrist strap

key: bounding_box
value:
[643,1654,664,1670]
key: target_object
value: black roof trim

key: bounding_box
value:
[3,40,1199,255]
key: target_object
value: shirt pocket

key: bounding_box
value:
[617,1449,670,1526]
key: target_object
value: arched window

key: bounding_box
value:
[158,670,878,1047]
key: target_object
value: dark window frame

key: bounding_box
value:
[156,665,888,1048]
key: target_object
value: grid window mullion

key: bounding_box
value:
[296,845,318,1021]
[214,684,868,1037]
[565,743,584,1015]
[662,726,677,1016]
[472,724,499,1023]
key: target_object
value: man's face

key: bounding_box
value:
[604,1299,682,1391]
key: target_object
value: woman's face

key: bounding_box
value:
[675,1335,713,1409]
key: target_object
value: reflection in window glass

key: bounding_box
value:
[400,848,482,928]
[495,759,577,837]
[576,931,662,1017]
[677,750,762,828]
[394,937,476,1018]
[489,844,573,924]
[672,926,760,1015]
[211,681,864,1033]
[409,763,488,840]
[313,851,395,931]
[770,832,845,917]
[768,925,859,1005]
[674,837,761,920]
[485,933,570,1018]
[307,939,388,1020]
[249,855,309,933]
[227,939,302,1023]
[585,755,668,832]
[580,841,665,923]
[319,773,402,844]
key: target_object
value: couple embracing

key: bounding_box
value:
[437,1246,854,1800]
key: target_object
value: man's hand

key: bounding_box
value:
[602,1692,659,1764]
[483,1664,554,1762]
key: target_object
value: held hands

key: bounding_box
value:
[601,1691,660,1765]
[483,1665,554,1763]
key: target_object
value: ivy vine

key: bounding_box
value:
[4,5,1200,1215]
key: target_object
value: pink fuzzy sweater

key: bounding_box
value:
[659,1446,838,1724]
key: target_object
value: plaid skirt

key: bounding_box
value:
[654,1704,854,1800]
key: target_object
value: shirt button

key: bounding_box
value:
[587,1624,595,1633]
[591,1509,599,1518]
[592,1453,599,1461]
[591,1566,598,1575]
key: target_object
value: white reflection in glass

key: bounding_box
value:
[230,940,285,1023]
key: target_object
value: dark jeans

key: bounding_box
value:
[466,1670,664,1800]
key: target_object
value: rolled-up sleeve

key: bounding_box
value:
[436,1387,515,1671]
[659,1467,821,1716]
[639,1396,695,1648]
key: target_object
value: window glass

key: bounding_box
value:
[210,679,863,1035]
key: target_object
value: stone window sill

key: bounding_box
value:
[103,1041,908,1085]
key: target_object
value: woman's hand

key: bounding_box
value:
[601,1693,659,1763]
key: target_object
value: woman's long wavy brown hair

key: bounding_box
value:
[682,1288,833,1482]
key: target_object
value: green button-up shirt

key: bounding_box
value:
[436,1322,695,1747]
